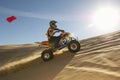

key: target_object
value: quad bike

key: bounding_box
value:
[41,31,81,61]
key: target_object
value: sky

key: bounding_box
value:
[0,0,120,45]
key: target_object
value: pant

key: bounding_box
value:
[49,36,61,48]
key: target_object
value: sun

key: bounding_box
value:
[91,6,119,32]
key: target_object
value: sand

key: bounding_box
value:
[0,30,120,80]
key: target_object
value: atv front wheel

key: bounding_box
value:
[41,49,54,61]
[68,40,80,53]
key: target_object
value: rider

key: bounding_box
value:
[46,20,64,49]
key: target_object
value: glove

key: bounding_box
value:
[61,30,64,32]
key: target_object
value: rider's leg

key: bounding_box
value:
[54,36,61,48]
[49,36,61,49]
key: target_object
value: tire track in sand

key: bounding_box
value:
[66,66,120,77]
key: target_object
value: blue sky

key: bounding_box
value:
[0,0,120,45]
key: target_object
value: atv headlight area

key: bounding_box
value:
[68,33,74,37]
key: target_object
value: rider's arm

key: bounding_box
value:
[54,27,64,32]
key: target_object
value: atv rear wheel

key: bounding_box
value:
[68,40,80,53]
[41,49,54,61]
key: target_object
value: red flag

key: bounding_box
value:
[6,16,16,23]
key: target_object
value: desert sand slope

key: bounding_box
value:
[0,44,42,68]
[0,43,74,80]
[54,31,120,80]
[1,30,120,80]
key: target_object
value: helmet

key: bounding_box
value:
[49,20,57,25]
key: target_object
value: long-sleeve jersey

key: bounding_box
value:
[46,26,61,40]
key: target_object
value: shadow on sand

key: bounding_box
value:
[0,50,75,80]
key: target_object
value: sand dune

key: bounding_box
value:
[54,31,120,80]
[66,66,120,77]
[0,50,75,80]
[0,30,120,80]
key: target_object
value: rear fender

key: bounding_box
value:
[41,41,49,45]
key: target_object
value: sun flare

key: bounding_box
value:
[91,6,119,32]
